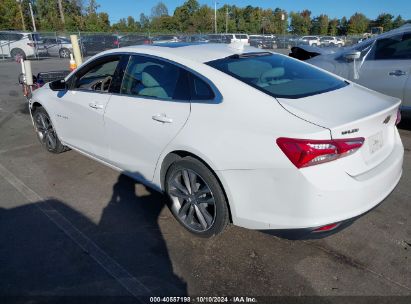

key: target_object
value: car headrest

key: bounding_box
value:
[141,65,164,87]
[262,67,285,79]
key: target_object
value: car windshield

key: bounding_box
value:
[207,53,347,99]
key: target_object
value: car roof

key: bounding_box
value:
[105,43,269,63]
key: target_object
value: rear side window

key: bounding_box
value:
[120,55,189,100]
[8,33,23,41]
[189,74,215,100]
[207,53,347,99]
[235,34,248,39]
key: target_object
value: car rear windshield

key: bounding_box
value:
[206,53,347,99]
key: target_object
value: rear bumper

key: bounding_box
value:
[260,194,389,239]
[217,129,404,231]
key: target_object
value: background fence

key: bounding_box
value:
[0,30,367,61]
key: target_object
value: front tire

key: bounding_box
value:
[165,157,230,237]
[59,48,70,58]
[32,107,68,153]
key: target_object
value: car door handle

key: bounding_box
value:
[389,70,406,76]
[152,114,173,123]
[88,103,104,109]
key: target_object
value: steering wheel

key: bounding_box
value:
[100,76,112,92]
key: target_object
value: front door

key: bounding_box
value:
[53,54,122,161]
[358,32,411,100]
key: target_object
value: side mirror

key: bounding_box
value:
[49,79,67,91]
[344,51,361,61]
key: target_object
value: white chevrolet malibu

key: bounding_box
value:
[29,43,404,238]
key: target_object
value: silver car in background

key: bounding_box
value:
[298,24,411,116]
[42,37,73,58]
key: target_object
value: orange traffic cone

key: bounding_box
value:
[69,53,77,71]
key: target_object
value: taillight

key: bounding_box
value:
[395,109,401,125]
[276,137,364,168]
[313,223,340,233]
[143,39,151,44]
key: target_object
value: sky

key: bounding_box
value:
[97,0,411,23]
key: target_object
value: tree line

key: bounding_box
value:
[0,0,409,35]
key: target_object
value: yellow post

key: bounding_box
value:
[70,35,83,67]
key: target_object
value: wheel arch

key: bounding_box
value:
[31,101,43,112]
[159,150,234,223]
[10,47,26,59]
[29,101,61,142]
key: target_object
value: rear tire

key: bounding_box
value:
[165,157,230,237]
[10,48,26,60]
[32,107,68,154]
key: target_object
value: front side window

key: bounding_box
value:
[120,55,189,100]
[73,56,120,92]
[373,33,411,60]
[207,53,347,99]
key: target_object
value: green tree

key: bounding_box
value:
[338,16,348,35]
[151,16,178,33]
[392,15,405,29]
[139,13,150,30]
[328,18,339,35]
[127,16,141,32]
[151,2,169,18]
[272,8,288,34]
[192,5,213,33]
[290,10,311,35]
[35,0,62,31]
[173,0,200,31]
[112,18,128,32]
[0,0,27,30]
[374,13,394,31]
[311,14,329,35]
[347,12,369,34]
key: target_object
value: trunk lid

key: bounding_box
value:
[277,83,401,176]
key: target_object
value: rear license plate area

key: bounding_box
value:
[368,131,384,154]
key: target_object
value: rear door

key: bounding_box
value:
[104,54,191,181]
[357,32,411,100]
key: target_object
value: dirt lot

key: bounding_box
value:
[0,58,410,302]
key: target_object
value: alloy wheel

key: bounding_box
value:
[168,169,216,232]
[34,112,58,151]
[60,49,69,58]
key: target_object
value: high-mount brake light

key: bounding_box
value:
[276,137,365,168]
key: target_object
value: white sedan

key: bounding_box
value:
[29,43,404,238]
